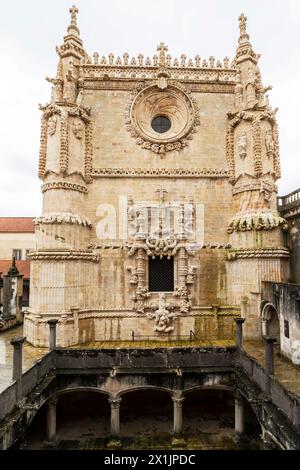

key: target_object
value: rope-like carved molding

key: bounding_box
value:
[41,182,88,194]
[227,212,288,233]
[252,118,263,177]
[85,121,93,183]
[88,242,232,250]
[91,167,228,178]
[59,116,69,175]
[226,126,235,182]
[273,120,281,179]
[226,247,290,261]
[28,250,99,262]
[34,212,92,228]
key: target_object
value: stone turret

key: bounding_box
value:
[24,6,99,346]
[225,14,289,338]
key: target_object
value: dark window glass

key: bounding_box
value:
[151,116,171,133]
[148,256,174,292]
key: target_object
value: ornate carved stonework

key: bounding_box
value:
[28,250,99,262]
[34,212,92,228]
[226,247,290,261]
[91,167,228,178]
[41,181,88,194]
[125,81,200,155]
[227,212,288,233]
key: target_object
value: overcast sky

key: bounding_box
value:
[0,0,299,216]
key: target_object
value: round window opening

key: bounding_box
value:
[151,115,171,134]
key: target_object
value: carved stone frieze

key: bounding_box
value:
[91,167,228,178]
[227,212,288,233]
[41,181,88,194]
[34,212,92,228]
[28,250,99,262]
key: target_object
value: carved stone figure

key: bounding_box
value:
[246,67,258,109]
[234,78,244,109]
[48,115,57,136]
[72,119,84,139]
[238,132,247,159]
[265,130,275,157]
[148,293,175,333]
[64,61,77,103]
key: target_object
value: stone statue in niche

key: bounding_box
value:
[246,67,258,109]
[265,129,275,157]
[72,119,84,140]
[48,115,57,136]
[64,61,77,103]
[238,132,247,159]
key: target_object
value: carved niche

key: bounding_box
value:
[125,80,200,155]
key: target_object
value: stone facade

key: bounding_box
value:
[24,8,288,346]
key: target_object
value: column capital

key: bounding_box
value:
[264,336,277,344]
[10,336,26,348]
[172,396,185,406]
[48,397,58,407]
[47,319,59,327]
[108,397,122,409]
[234,390,244,404]
[234,317,245,325]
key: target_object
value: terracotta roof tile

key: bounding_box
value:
[0,260,30,279]
[0,217,35,233]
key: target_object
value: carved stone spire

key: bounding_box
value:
[56,5,87,61]
[234,13,259,65]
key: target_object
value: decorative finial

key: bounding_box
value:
[155,186,168,203]
[67,5,80,36]
[157,42,168,67]
[238,13,250,43]
[69,5,79,26]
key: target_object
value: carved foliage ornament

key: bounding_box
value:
[125,81,200,154]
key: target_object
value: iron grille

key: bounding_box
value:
[148,256,174,292]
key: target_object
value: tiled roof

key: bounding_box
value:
[0,218,35,233]
[0,260,30,279]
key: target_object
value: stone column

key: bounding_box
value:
[234,318,245,350]
[172,396,185,436]
[47,319,58,351]
[264,336,276,376]
[109,397,121,438]
[234,393,245,436]
[177,247,188,290]
[136,248,146,288]
[46,397,58,445]
[10,336,26,402]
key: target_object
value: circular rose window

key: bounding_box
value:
[126,83,200,154]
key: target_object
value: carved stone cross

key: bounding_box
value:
[238,13,247,35]
[157,42,168,66]
[155,186,168,203]
[69,5,79,26]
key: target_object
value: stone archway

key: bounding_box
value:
[23,388,110,449]
[182,387,263,450]
[261,303,280,342]
[119,388,173,443]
